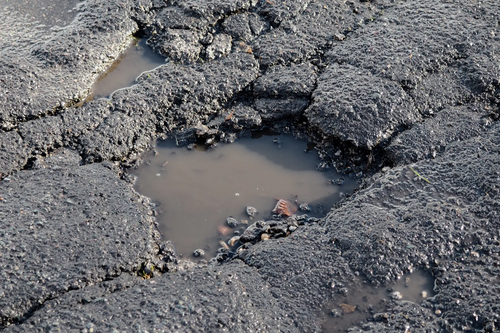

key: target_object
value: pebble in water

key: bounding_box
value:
[299,203,311,212]
[226,217,239,227]
[193,249,205,257]
[272,199,296,217]
[391,291,403,300]
[245,206,258,218]
[228,236,240,246]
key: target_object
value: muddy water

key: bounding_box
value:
[322,270,435,332]
[133,133,358,258]
[1,0,81,27]
[89,38,165,99]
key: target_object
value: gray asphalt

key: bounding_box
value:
[0,0,499,331]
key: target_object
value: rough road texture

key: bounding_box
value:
[1,0,499,332]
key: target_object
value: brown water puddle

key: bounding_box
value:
[322,270,435,332]
[86,38,165,100]
[2,0,81,27]
[133,133,358,259]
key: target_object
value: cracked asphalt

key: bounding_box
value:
[1,0,499,331]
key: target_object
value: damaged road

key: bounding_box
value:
[1,0,499,331]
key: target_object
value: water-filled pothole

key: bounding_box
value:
[133,132,358,259]
[2,0,81,27]
[322,270,435,332]
[85,38,165,101]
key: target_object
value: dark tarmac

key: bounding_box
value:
[0,0,499,332]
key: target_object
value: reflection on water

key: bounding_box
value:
[2,0,81,27]
[133,133,358,258]
[322,270,435,332]
[88,38,165,100]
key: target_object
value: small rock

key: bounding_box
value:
[193,249,205,257]
[194,124,209,135]
[261,233,270,240]
[330,309,342,317]
[288,226,297,232]
[421,291,428,298]
[373,313,389,321]
[246,206,258,218]
[219,241,229,251]
[339,303,356,314]
[435,309,442,316]
[240,221,265,243]
[228,236,240,246]
[334,33,346,41]
[299,203,311,212]
[227,217,239,227]
[223,133,236,144]
[391,291,403,300]
[272,199,296,216]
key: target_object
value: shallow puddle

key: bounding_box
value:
[322,270,435,332]
[2,0,81,27]
[87,38,165,100]
[133,133,358,259]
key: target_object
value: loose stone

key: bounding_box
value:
[193,249,205,257]
[219,241,229,251]
[330,309,342,317]
[334,33,346,41]
[245,206,258,218]
[391,291,403,300]
[373,313,390,321]
[339,303,356,314]
[228,236,240,247]
[226,217,239,227]
[299,203,311,212]
[272,199,296,217]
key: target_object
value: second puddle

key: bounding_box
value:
[322,270,435,332]
[133,133,358,259]
[88,38,165,100]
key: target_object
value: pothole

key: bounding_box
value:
[321,270,436,332]
[132,131,358,260]
[84,38,165,101]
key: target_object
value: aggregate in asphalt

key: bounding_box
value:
[0,0,499,331]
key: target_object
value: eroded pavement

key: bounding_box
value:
[0,0,499,331]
